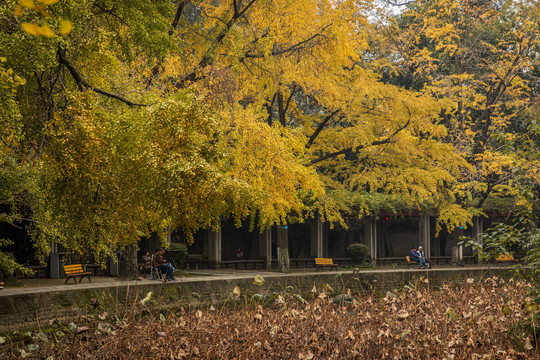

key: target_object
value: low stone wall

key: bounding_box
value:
[0,267,522,333]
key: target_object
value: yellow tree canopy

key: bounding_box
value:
[156,0,469,226]
[390,0,540,219]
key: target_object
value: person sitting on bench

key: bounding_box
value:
[409,246,425,268]
[418,246,431,268]
[141,250,152,277]
[153,248,176,281]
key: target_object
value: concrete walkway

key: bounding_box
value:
[0,264,515,298]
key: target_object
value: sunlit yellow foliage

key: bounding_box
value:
[393,0,540,227]
[14,4,23,16]
[59,19,73,35]
[4,0,538,268]
[166,0,468,229]
[16,0,71,38]
[19,0,36,10]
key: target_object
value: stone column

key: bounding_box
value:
[49,241,60,279]
[451,227,464,265]
[419,214,430,257]
[259,228,272,269]
[472,216,483,263]
[365,218,377,266]
[204,228,222,269]
[310,213,324,258]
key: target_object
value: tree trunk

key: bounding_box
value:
[277,226,290,272]
[451,228,464,266]
[277,92,286,126]
[120,243,139,279]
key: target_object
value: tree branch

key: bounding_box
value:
[242,25,331,60]
[283,85,296,113]
[309,117,411,166]
[170,0,186,36]
[146,1,187,88]
[177,0,259,88]
[265,93,277,125]
[58,48,148,107]
[384,0,415,6]
[233,0,239,17]
[306,109,341,149]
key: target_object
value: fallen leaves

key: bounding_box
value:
[2,277,535,359]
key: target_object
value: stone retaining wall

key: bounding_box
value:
[0,268,521,333]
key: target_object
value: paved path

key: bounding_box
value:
[0,264,514,298]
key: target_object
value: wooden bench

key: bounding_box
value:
[221,260,265,270]
[187,254,208,269]
[496,254,517,263]
[63,264,93,284]
[315,258,338,271]
[406,256,418,268]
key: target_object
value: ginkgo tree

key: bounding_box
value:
[4,0,534,276]
[384,0,540,238]
[153,0,473,268]
[0,0,325,276]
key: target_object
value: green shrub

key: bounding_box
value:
[346,243,369,264]
[169,243,188,269]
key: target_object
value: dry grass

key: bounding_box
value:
[2,276,539,359]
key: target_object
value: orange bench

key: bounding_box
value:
[63,264,93,284]
[315,258,338,271]
[496,254,516,263]
[406,256,418,268]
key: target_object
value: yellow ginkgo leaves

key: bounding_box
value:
[14,5,23,16]
[19,0,37,10]
[16,0,72,37]
[59,19,73,35]
[20,19,72,38]
[21,22,56,37]
[19,0,58,8]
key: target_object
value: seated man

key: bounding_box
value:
[152,248,176,281]
[418,246,431,269]
[409,246,425,268]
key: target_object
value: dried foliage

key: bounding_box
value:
[1,278,539,359]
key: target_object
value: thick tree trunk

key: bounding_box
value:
[120,243,139,279]
[277,226,290,272]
